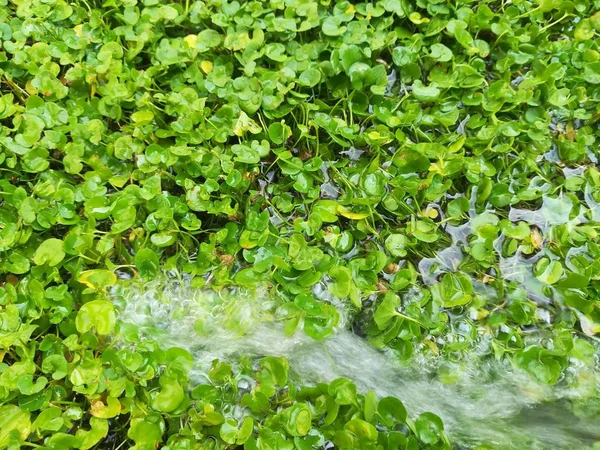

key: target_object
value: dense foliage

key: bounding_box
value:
[1,0,600,447]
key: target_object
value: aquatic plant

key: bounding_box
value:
[1,0,600,448]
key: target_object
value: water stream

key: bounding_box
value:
[110,180,600,449]
[111,280,600,450]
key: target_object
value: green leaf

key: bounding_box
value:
[233,141,270,164]
[76,418,109,450]
[537,0,562,12]
[152,376,185,412]
[374,293,400,329]
[91,396,121,418]
[135,248,161,279]
[33,407,64,431]
[76,300,116,335]
[41,354,68,380]
[385,234,407,257]
[78,269,117,290]
[18,374,48,395]
[415,412,444,444]
[432,273,473,307]
[284,403,312,436]
[412,80,440,102]
[151,232,177,247]
[345,419,378,441]
[33,238,65,266]
[131,110,154,126]
[128,415,165,445]
[220,419,240,444]
[583,62,600,84]
[323,17,346,36]
[329,265,352,298]
[429,43,452,62]
[268,122,291,145]
[536,260,563,285]
[340,45,366,73]
[265,43,287,62]
[328,378,357,406]
[0,405,31,446]
[299,68,321,87]
[364,390,378,423]
[378,397,407,426]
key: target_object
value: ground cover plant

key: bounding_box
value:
[1,0,600,447]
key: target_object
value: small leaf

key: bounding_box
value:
[90,396,121,419]
[536,260,563,285]
[429,43,452,62]
[328,378,357,405]
[135,248,160,279]
[33,239,65,267]
[76,418,109,450]
[33,407,64,432]
[183,34,197,47]
[378,397,407,426]
[201,60,213,73]
[0,405,31,446]
[412,80,440,102]
[78,270,117,290]
[299,68,321,87]
[345,419,378,441]
[285,403,312,436]
[374,293,400,329]
[76,300,116,335]
[385,234,407,257]
[128,416,165,445]
[337,205,368,220]
[131,110,154,126]
[415,412,444,444]
[151,376,185,412]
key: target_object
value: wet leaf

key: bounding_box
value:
[33,239,65,266]
[78,270,117,290]
[75,300,116,335]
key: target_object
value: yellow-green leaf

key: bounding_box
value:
[337,206,369,220]
[78,269,117,290]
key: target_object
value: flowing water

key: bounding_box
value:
[111,279,600,450]
[111,182,600,449]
